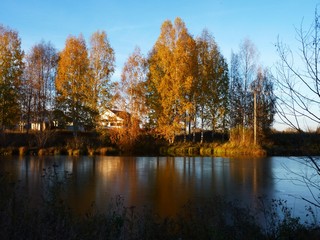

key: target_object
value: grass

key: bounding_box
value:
[163,141,266,157]
[1,130,320,156]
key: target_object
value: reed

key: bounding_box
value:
[87,147,95,156]
[99,147,108,155]
[67,149,73,156]
[18,146,27,156]
[38,148,48,156]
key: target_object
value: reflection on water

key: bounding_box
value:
[0,155,316,218]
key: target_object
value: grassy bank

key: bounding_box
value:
[161,142,266,157]
[0,169,319,240]
[163,131,320,157]
[1,130,320,156]
[0,130,164,156]
[0,145,119,157]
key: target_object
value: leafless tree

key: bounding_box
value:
[275,7,320,209]
[22,41,58,132]
[275,8,320,132]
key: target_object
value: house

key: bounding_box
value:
[17,109,129,132]
[18,114,53,132]
[100,109,129,129]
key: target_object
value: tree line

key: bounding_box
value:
[0,17,276,144]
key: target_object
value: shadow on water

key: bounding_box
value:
[1,155,320,239]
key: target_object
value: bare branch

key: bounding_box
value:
[274,8,320,130]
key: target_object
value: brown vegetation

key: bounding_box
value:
[1,129,320,157]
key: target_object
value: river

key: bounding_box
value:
[0,155,319,220]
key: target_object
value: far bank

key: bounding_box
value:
[0,130,320,157]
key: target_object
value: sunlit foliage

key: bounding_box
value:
[229,40,276,144]
[0,25,24,130]
[0,17,277,144]
[196,29,229,135]
[89,30,115,115]
[111,47,148,151]
[148,18,197,143]
[56,35,95,135]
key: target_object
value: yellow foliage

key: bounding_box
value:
[148,17,197,142]
[56,35,94,130]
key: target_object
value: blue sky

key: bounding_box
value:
[1,0,319,129]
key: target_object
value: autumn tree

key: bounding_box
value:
[250,67,276,144]
[228,39,259,143]
[229,52,244,129]
[196,29,229,141]
[148,18,197,143]
[121,47,148,125]
[0,25,24,130]
[239,39,258,131]
[22,41,58,132]
[112,47,148,151]
[229,39,276,144]
[56,35,94,135]
[89,30,115,117]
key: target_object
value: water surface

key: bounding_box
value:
[0,155,318,219]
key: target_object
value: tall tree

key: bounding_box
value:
[229,39,259,143]
[0,25,24,130]
[89,30,115,116]
[56,35,94,135]
[196,29,229,140]
[22,41,58,131]
[229,40,275,144]
[121,47,148,126]
[229,52,244,129]
[239,38,258,130]
[148,18,197,143]
[112,47,148,151]
[251,67,276,143]
[274,7,320,208]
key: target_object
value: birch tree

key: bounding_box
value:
[148,18,197,143]
[112,47,148,151]
[56,35,94,135]
[89,30,115,116]
[229,52,244,129]
[0,25,24,130]
[196,29,228,137]
[251,67,276,143]
[239,38,258,131]
[229,39,258,143]
[121,47,147,126]
[229,39,275,144]
[22,41,58,131]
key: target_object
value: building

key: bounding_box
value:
[100,109,129,129]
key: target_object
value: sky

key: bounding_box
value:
[0,0,319,130]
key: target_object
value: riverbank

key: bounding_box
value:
[161,142,267,157]
[162,131,320,157]
[164,139,320,158]
[0,131,320,157]
[0,130,162,156]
